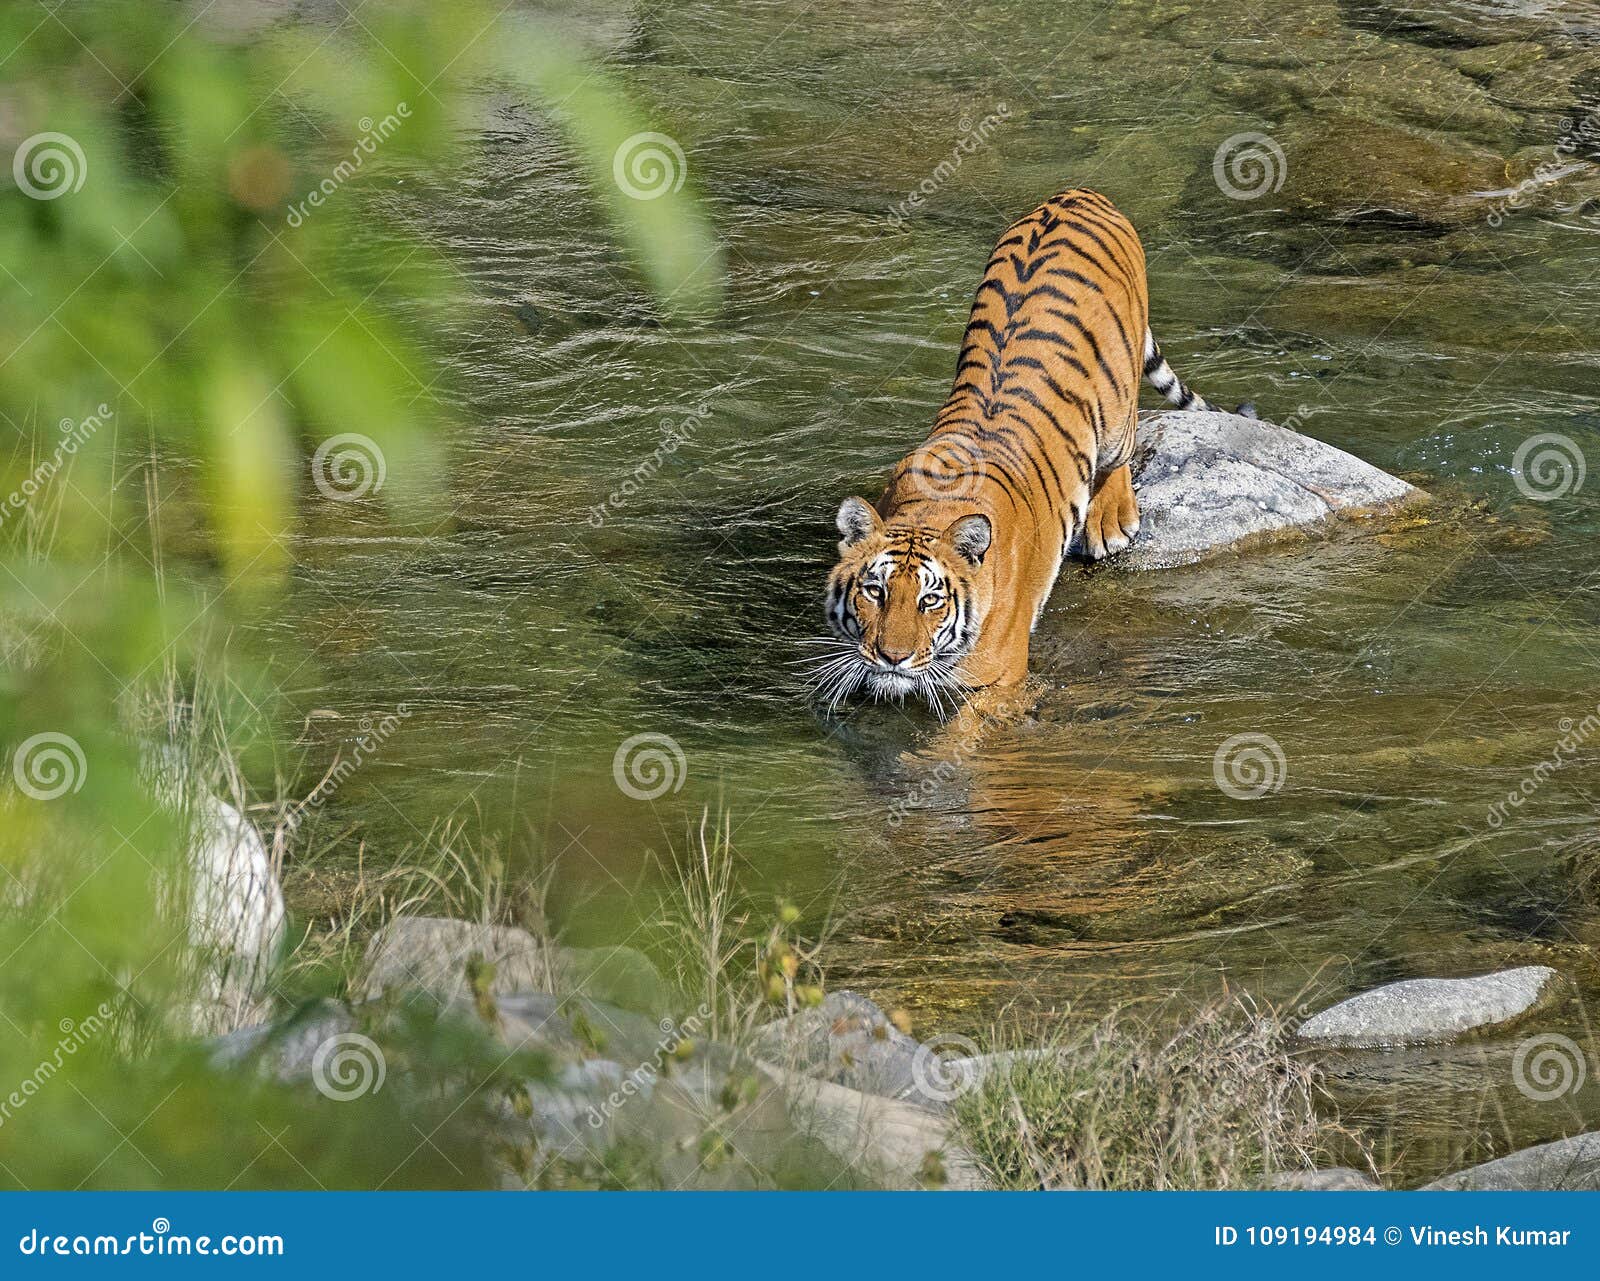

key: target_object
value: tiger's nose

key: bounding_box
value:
[875,643,914,668]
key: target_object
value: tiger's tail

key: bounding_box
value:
[1142,328,1213,413]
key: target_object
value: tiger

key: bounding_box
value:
[811,187,1217,713]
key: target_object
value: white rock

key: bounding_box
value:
[1297,967,1560,1048]
[183,794,285,1035]
[1116,410,1420,570]
[756,1060,989,1190]
[1426,1132,1600,1191]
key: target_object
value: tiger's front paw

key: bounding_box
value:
[1082,464,1140,560]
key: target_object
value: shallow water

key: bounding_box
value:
[258,0,1600,1182]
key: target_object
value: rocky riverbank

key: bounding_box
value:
[200,905,1600,1190]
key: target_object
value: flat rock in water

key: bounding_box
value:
[1118,410,1418,570]
[1297,967,1560,1048]
[1425,1132,1600,1191]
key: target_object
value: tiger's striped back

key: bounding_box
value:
[883,189,1176,545]
[824,188,1216,697]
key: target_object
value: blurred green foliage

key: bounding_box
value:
[0,0,722,1188]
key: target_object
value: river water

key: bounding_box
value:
[259,0,1600,1183]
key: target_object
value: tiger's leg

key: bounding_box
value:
[1081,462,1140,560]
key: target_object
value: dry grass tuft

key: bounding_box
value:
[952,995,1371,1190]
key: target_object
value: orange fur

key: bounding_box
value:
[822,189,1191,705]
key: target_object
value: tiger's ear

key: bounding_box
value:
[835,496,882,551]
[942,513,992,566]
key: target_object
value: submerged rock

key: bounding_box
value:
[1118,410,1418,571]
[1297,966,1561,1048]
[1267,1167,1382,1191]
[1425,1132,1600,1191]
[1281,117,1508,228]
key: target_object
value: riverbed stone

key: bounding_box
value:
[1266,1167,1383,1190]
[360,915,673,1015]
[757,1060,989,1189]
[208,999,356,1080]
[1297,966,1561,1048]
[1116,410,1419,571]
[1281,117,1508,228]
[752,991,927,1103]
[1425,1132,1600,1191]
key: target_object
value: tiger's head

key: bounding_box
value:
[809,496,992,713]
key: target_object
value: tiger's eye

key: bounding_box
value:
[919,593,943,611]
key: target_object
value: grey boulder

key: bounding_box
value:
[1297,967,1561,1048]
[1426,1132,1600,1191]
[208,999,356,1081]
[1117,410,1419,570]
[752,991,927,1103]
